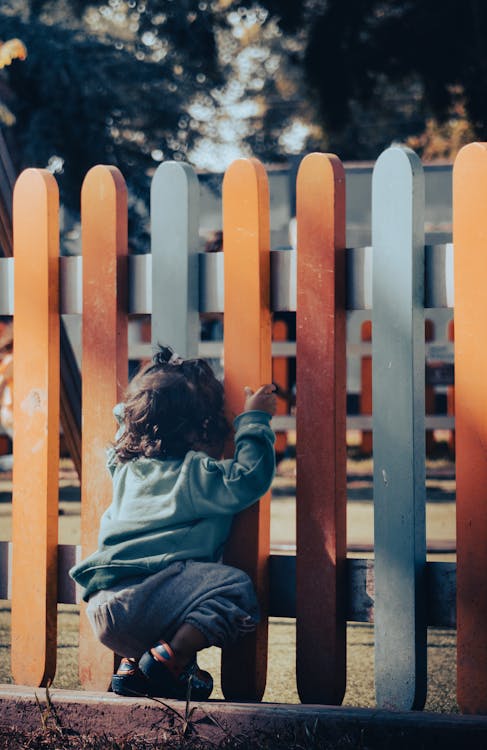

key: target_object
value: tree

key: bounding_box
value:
[1,1,228,249]
[257,0,487,158]
[0,0,326,250]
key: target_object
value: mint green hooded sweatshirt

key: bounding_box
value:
[70,410,275,601]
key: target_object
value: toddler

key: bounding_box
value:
[70,346,277,700]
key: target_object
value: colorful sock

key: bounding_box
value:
[116,657,138,676]
[150,640,184,677]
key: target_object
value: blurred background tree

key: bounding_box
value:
[1,0,485,252]
[0,0,324,250]
[1,0,224,250]
[257,0,483,160]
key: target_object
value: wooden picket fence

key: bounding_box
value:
[0,144,486,715]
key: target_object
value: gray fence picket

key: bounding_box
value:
[372,146,427,710]
[150,161,200,357]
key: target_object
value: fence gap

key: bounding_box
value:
[372,145,427,710]
[295,153,347,704]
[11,169,60,686]
[221,158,272,701]
[272,318,290,457]
[79,165,128,690]
[453,142,487,714]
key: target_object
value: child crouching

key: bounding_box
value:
[69,346,276,700]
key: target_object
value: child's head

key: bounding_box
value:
[114,346,231,462]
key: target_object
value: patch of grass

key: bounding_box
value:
[0,606,457,711]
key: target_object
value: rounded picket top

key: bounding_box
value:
[373,144,423,180]
[82,163,127,194]
[222,158,270,234]
[297,151,346,192]
[151,159,199,194]
[453,142,487,225]
[223,156,267,184]
[14,165,58,192]
[454,140,487,173]
[13,168,59,230]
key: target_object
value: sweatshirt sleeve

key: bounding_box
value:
[187,410,275,516]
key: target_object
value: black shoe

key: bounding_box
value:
[111,657,150,697]
[139,642,213,700]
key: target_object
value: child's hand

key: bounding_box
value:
[243,384,277,416]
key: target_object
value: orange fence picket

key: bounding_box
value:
[11,169,60,686]
[453,143,487,714]
[221,158,272,701]
[296,153,347,704]
[79,165,128,691]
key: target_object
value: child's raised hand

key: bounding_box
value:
[243,384,277,416]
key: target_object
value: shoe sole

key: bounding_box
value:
[111,673,149,697]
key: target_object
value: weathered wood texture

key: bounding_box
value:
[371,147,427,710]
[295,153,347,705]
[453,142,487,714]
[79,166,128,691]
[11,170,60,686]
[221,159,272,701]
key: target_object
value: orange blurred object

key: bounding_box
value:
[0,39,27,68]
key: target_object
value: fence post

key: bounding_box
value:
[151,162,200,358]
[453,142,487,714]
[79,165,128,691]
[372,145,427,709]
[11,169,60,686]
[221,158,272,701]
[296,153,347,704]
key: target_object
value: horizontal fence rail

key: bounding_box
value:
[0,542,457,628]
[0,243,455,317]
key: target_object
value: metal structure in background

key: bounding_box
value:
[0,130,81,477]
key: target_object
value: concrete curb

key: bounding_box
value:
[0,685,486,748]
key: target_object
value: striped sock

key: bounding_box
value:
[150,640,183,677]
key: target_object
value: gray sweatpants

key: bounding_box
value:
[86,560,260,658]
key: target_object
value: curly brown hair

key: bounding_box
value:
[114,346,231,462]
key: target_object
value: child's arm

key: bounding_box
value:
[187,383,277,515]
